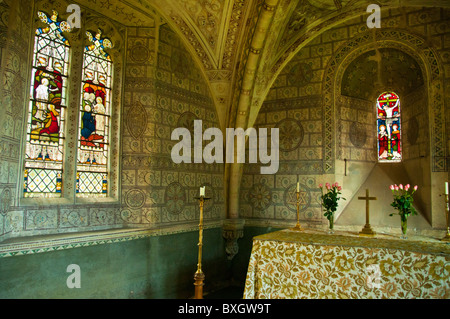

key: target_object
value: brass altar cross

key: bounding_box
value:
[358,189,377,236]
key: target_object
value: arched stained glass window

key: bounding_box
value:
[76,29,113,196]
[377,92,402,162]
[24,10,71,197]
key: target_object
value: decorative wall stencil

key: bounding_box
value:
[119,208,141,223]
[284,183,311,213]
[176,0,224,50]
[60,210,88,228]
[249,183,272,211]
[242,8,450,227]
[164,182,186,215]
[33,212,47,228]
[349,122,367,148]
[129,43,151,63]
[26,210,57,230]
[90,209,115,226]
[4,1,448,247]
[407,115,420,146]
[171,49,191,79]
[73,0,156,27]
[323,28,444,171]
[221,0,247,71]
[275,118,304,152]
[0,1,228,243]
[337,96,373,152]
[0,188,11,215]
[125,189,146,209]
[163,0,250,74]
[341,49,424,99]
[283,2,322,42]
[126,101,148,139]
[177,111,197,133]
[287,62,313,87]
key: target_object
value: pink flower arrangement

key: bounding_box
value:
[319,182,346,226]
[388,184,418,219]
[389,183,419,238]
[389,184,418,194]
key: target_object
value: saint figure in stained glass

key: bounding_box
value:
[24,10,71,197]
[76,29,113,196]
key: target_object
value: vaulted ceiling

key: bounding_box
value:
[73,0,450,130]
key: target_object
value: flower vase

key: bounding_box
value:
[400,216,408,239]
[328,214,334,234]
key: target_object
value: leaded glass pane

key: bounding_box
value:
[377,92,402,162]
[24,10,71,197]
[76,30,113,197]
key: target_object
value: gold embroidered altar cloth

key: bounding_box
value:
[243,229,450,299]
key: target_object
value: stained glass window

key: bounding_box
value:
[76,30,113,196]
[24,11,71,197]
[377,92,402,162]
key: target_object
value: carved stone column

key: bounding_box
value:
[222,219,245,260]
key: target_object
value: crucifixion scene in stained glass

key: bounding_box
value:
[376,91,402,163]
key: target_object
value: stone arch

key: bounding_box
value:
[322,29,445,174]
[335,43,427,162]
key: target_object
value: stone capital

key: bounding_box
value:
[222,218,245,260]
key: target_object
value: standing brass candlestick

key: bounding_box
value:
[442,194,450,242]
[291,191,303,231]
[193,196,210,299]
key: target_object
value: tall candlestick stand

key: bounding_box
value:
[442,193,450,242]
[291,191,303,231]
[193,196,210,299]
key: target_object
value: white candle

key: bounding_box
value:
[200,186,205,197]
[445,182,449,195]
[297,182,300,192]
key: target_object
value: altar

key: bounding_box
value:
[243,229,450,299]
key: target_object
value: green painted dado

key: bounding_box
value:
[0,228,228,299]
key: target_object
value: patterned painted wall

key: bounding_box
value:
[120,24,225,229]
[240,38,325,227]
[337,47,427,163]
[0,0,128,240]
[401,88,429,160]
[0,0,33,238]
[239,6,449,228]
[0,1,225,242]
[0,3,448,240]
